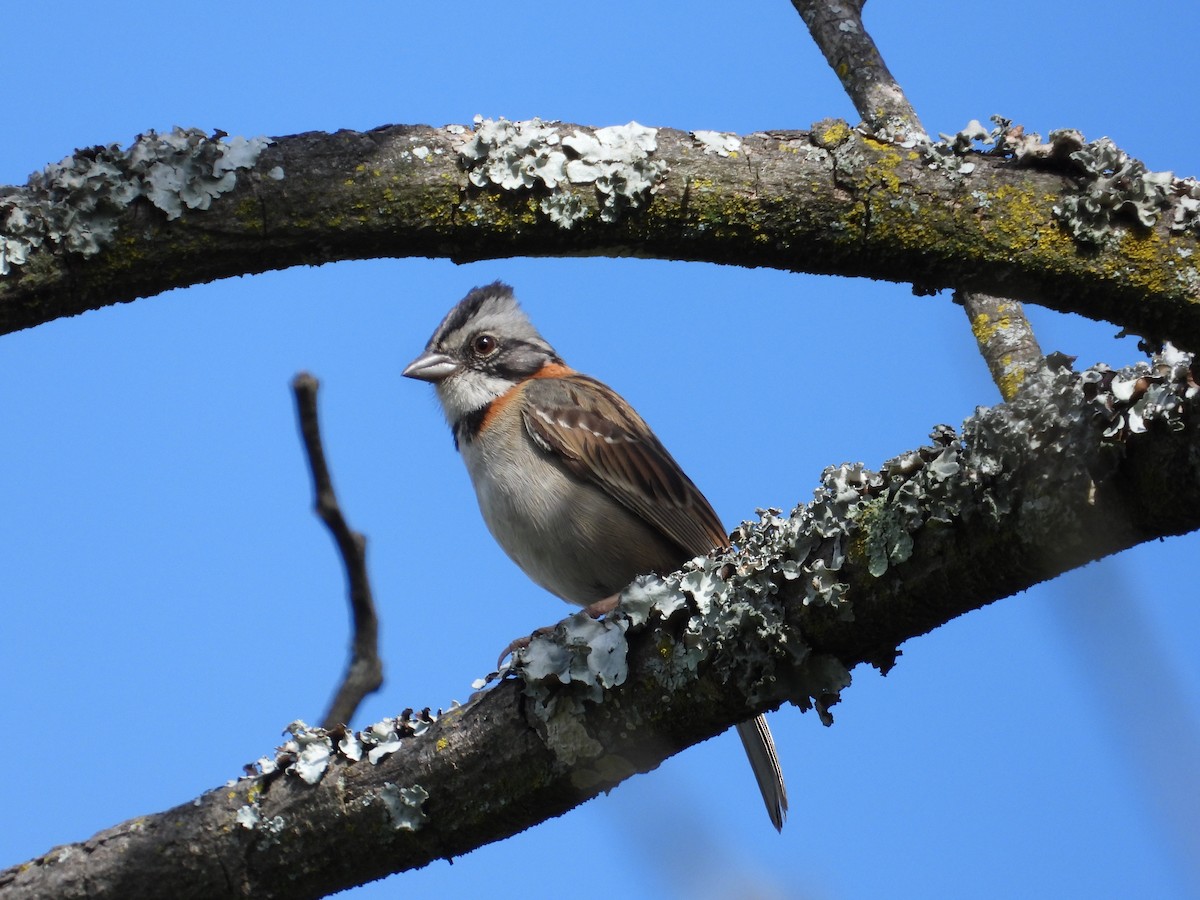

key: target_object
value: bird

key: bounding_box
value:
[403,281,788,830]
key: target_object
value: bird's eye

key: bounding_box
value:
[471,333,498,356]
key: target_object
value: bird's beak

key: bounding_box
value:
[403,351,459,383]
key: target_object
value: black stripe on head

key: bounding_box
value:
[430,281,515,348]
[425,280,562,376]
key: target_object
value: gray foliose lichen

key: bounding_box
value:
[931,116,1200,245]
[0,128,278,275]
[457,116,667,228]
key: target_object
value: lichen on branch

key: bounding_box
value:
[0,128,278,275]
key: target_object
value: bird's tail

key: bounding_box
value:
[735,715,788,831]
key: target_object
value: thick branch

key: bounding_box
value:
[5,352,1197,900]
[1,122,1198,348]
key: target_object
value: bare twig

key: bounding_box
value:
[291,372,383,728]
[792,0,1045,397]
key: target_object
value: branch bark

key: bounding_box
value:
[4,352,1198,899]
[2,121,1198,349]
[790,0,925,143]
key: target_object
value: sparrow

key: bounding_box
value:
[403,281,788,831]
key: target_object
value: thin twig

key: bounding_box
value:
[791,0,1045,398]
[291,372,383,728]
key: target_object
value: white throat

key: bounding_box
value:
[436,369,513,425]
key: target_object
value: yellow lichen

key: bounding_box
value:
[1115,229,1175,296]
[659,642,671,660]
[996,364,1026,402]
[985,185,1073,260]
[859,140,905,194]
[970,310,1013,345]
[821,121,852,146]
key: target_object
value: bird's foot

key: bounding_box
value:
[496,627,553,669]
[497,594,620,668]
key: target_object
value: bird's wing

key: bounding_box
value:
[521,373,728,557]
[524,373,787,832]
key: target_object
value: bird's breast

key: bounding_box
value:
[459,417,685,605]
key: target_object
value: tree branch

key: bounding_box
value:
[1,122,1197,348]
[958,289,1046,399]
[5,351,1197,899]
[793,0,1046,398]
[291,372,383,729]
[790,0,925,143]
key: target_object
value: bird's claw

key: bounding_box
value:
[497,595,619,669]
[496,627,553,669]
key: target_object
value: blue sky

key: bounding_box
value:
[3,2,1199,898]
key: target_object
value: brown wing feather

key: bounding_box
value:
[521,374,729,557]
